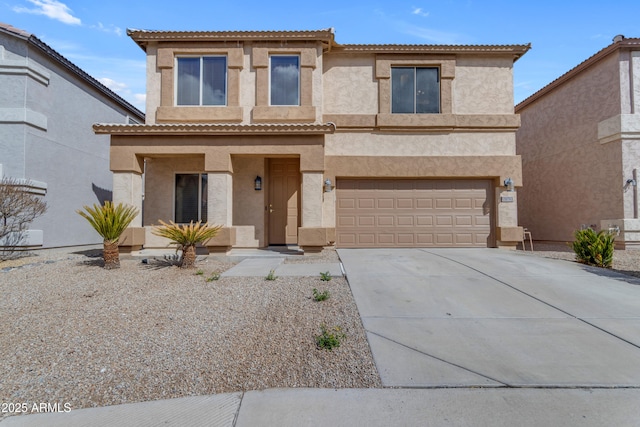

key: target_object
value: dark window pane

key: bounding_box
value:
[270,56,300,106]
[200,174,208,222]
[416,67,440,113]
[175,174,200,223]
[391,67,415,113]
[176,58,200,105]
[202,57,226,106]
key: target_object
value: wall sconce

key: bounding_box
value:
[324,178,332,193]
[627,178,637,187]
[503,177,514,192]
[254,175,262,191]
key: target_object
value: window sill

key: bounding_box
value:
[156,106,243,123]
[252,106,316,123]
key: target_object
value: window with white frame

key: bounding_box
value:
[176,56,227,106]
[175,174,208,223]
[391,67,440,114]
[270,55,300,106]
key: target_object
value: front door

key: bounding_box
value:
[268,158,300,245]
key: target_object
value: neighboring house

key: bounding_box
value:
[0,23,144,249]
[94,28,529,253]
[516,35,640,248]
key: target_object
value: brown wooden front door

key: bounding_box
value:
[268,158,300,245]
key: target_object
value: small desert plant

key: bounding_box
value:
[315,325,345,351]
[195,269,204,275]
[152,220,222,269]
[206,271,221,282]
[265,269,277,281]
[312,288,330,301]
[319,271,332,281]
[572,228,615,268]
[77,201,138,269]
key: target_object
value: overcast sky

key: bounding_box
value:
[4,0,639,112]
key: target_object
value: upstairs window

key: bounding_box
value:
[391,67,440,114]
[176,56,227,106]
[175,174,208,223]
[270,55,300,106]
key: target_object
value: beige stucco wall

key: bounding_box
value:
[322,54,378,115]
[325,132,516,157]
[517,52,624,242]
[145,44,160,124]
[453,56,515,114]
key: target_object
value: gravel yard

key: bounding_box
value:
[0,251,380,419]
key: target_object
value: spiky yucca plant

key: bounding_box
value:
[77,201,139,269]
[152,220,222,268]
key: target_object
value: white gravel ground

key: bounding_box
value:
[0,251,380,419]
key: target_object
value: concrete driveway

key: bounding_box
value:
[338,248,640,388]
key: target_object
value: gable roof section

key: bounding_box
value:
[127,27,529,61]
[0,22,145,121]
[516,36,640,111]
[127,28,336,51]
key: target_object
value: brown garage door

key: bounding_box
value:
[336,179,492,248]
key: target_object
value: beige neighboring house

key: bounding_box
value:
[516,35,640,248]
[94,28,529,253]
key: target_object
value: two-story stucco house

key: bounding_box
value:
[516,35,640,248]
[94,28,529,253]
[0,23,144,250]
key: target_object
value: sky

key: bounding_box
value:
[3,0,640,113]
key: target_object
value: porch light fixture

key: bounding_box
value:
[504,177,514,192]
[324,178,332,193]
[627,178,637,187]
[254,176,262,191]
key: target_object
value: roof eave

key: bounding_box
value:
[126,28,336,52]
[516,38,640,111]
[93,122,337,136]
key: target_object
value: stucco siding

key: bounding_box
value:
[1,27,144,249]
[322,54,378,115]
[517,52,624,242]
[454,56,515,114]
[325,132,516,157]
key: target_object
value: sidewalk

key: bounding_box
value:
[3,388,640,426]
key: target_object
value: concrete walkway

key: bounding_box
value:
[4,248,640,426]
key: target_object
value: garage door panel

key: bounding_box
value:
[336,179,492,248]
[378,216,394,226]
[377,198,394,209]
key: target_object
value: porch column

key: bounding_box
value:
[113,172,143,226]
[208,172,233,225]
[298,172,332,253]
[113,172,145,251]
[301,172,323,227]
[205,172,236,252]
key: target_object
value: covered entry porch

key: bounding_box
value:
[95,123,337,254]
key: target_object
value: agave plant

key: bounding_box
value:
[152,220,221,268]
[77,201,139,269]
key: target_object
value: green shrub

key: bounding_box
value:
[315,325,345,351]
[572,228,615,268]
[319,271,332,281]
[312,288,330,301]
[265,269,277,281]
[206,272,221,282]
